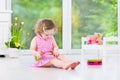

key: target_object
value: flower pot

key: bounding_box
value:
[8,48,19,58]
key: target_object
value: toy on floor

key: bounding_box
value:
[87,59,102,66]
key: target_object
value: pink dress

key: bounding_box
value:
[33,35,54,67]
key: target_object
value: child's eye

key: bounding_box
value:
[46,34,49,36]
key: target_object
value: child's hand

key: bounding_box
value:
[53,51,59,57]
[36,51,43,58]
[40,51,44,55]
[35,52,41,58]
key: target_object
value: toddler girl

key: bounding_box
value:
[30,18,80,70]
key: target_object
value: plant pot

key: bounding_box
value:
[8,48,19,58]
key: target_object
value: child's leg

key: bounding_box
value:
[57,55,80,69]
[49,57,75,70]
[57,55,71,62]
[42,62,53,67]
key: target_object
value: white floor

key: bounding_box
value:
[0,54,120,80]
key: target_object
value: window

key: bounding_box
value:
[11,0,119,54]
[72,0,118,49]
[12,0,62,49]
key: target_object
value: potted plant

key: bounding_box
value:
[5,16,24,58]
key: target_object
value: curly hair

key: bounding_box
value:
[34,18,57,35]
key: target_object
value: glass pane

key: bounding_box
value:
[72,0,117,49]
[12,0,62,49]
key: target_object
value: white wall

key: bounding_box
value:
[0,0,11,48]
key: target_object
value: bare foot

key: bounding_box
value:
[63,62,76,70]
[71,61,80,70]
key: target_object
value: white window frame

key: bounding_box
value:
[118,0,120,38]
[0,0,12,49]
[62,0,86,54]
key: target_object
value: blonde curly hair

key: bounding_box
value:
[34,18,57,35]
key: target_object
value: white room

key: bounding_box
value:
[0,0,120,80]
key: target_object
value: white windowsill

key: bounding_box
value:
[0,10,12,13]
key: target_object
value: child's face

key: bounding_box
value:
[42,28,55,39]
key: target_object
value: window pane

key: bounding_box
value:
[72,0,117,49]
[12,0,62,49]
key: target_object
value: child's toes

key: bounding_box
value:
[71,61,80,70]
[64,62,74,70]
[76,61,80,65]
[71,62,77,70]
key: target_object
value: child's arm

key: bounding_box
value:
[30,37,42,58]
[52,37,59,57]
